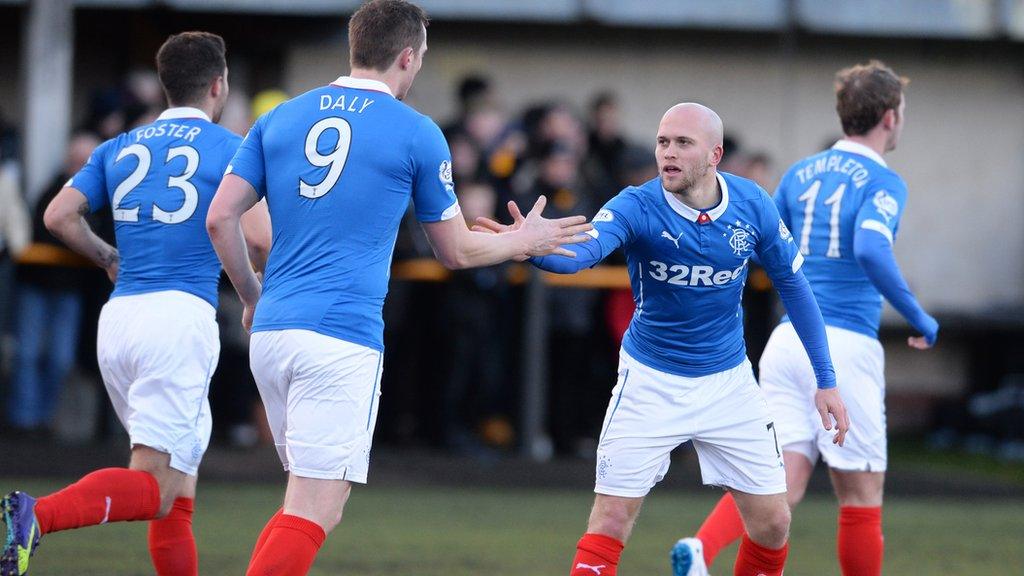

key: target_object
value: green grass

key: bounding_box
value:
[7,478,1024,575]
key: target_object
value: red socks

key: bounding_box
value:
[695,492,746,567]
[148,497,197,576]
[838,506,883,576]
[734,534,788,576]
[250,507,285,564]
[35,468,160,534]
[245,513,326,576]
[570,533,624,576]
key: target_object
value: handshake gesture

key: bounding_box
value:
[472,195,592,260]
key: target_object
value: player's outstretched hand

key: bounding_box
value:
[472,200,525,235]
[815,388,850,446]
[907,336,932,350]
[521,196,592,257]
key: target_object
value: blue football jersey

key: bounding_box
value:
[71,107,242,307]
[774,140,907,338]
[590,173,803,377]
[228,76,460,351]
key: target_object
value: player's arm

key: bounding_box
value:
[240,199,271,274]
[43,187,119,282]
[756,194,849,444]
[207,174,262,322]
[421,195,592,269]
[474,200,630,274]
[853,184,937,348]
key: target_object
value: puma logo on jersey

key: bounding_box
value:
[661,230,683,249]
[575,563,606,575]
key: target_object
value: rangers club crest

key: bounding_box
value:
[725,220,754,257]
[778,218,793,242]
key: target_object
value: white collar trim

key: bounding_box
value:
[663,172,730,223]
[331,76,394,97]
[157,107,210,122]
[832,139,887,167]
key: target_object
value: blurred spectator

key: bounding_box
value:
[444,74,495,136]
[520,140,604,456]
[743,151,774,190]
[584,91,627,204]
[439,181,510,454]
[0,142,30,395]
[6,131,100,435]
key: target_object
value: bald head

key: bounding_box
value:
[661,103,724,147]
[655,103,725,195]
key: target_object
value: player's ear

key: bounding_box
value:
[709,144,724,167]
[881,108,897,130]
[397,46,415,70]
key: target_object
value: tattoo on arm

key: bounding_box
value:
[77,200,90,216]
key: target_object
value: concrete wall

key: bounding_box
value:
[285,26,1024,316]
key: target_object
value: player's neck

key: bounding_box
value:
[842,134,887,159]
[168,100,215,121]
[349,67,401,98]
[673,171,721,211]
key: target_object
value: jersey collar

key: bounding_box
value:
[832,139,887,168]
[330,76,394,97]
[663,172,730,223]
[157,107,211,122]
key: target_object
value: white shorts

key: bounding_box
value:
[594,350,786,498]
[97,290,219,476]
[249,329,383,482]
[759,322,887,472]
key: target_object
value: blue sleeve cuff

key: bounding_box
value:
[854,227,939,345]
[530,237,604,274]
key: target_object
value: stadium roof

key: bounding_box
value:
[6,0,1024,40]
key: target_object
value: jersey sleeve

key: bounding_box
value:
[227,114,269,199]
[68,140,113,212]
[410,117,460,223]
[754,189,803,278]
[220,133,244,175]
[854,175,907,245]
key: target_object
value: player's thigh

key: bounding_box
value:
[594,352,690,499]
[758,323,819,454]
[829,469,885,507]
[817,328,887,473]
[282,331,383,483]
[249,330,295,465]
[692,361,787,496]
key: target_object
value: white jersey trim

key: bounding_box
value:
[330,76,394,97]
[832,140,887,168]
[860,219,894,244]
[439,201,461,221]
[157,107,211,122]
[662,172,730,223]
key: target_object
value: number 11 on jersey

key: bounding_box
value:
[797,180,846,258]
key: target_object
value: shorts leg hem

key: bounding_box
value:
[703,478,787,496]
[594,485,651,498]
[287,466,369,483]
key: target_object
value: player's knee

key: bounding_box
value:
[748,506,790,549]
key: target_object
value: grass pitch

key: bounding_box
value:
[6,478,1023,575]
